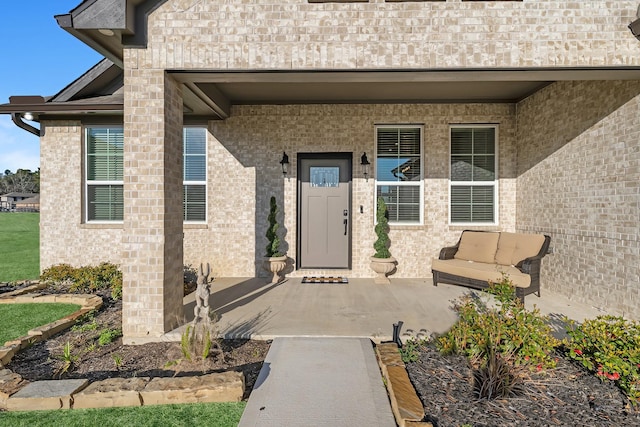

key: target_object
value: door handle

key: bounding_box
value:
[343,218,348,235]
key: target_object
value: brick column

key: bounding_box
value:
[122,69,184,341]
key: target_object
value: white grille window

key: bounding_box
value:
[450,126,498,224]
[375,126,423,224]
[85,127,123,222]
[183,127,207,222]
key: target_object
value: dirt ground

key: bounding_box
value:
[5,289,270,400]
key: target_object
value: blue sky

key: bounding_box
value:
[0,1,102,173]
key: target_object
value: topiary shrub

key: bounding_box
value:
[265,196,283,257]
[373,197,392,259]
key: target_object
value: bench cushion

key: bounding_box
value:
[495,232,546,266]
[432,258,531,288]
[453,231,500,264]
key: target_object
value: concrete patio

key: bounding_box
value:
[161,277,608,343]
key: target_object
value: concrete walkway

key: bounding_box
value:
[238,337,396,427]
[165,277,608,342]
[166,278,608,426]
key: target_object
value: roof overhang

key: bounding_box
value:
[170,67,640,119]
[55,0,169,67]
[4,66,640,126]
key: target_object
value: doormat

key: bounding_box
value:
[301,276,348,284]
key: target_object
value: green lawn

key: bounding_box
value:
[0,303,80,344]
[0,213,39,282]
[0,402,246,427]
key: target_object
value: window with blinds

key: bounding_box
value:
[183,127,207,222]
[375,126,423,224]
[450,126,497,224]
[86,127,123,221]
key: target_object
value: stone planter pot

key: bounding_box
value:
[266,255,287,284]
[370,256,397,285]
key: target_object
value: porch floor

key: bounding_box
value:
[163,277,607,343]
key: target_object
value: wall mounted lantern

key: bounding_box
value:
[280,152,290,178]
[629,5,640,40]
[360,152,370,181]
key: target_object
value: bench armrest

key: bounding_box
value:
[439,246,458,260]
[518,255,543,274]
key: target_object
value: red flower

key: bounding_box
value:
[606,372,620,381]
[536,364,542,372]
[524,356,530,361]
[573,349,583,356]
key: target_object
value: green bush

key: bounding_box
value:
[399,338,424,363]
[41,263,123,300]
[373,197,391,258]
[98,328,122,346]
[437,275,560,371]
[565,315,640,404]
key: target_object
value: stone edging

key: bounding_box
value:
[0,287,103,368]
[375,342,433,427]
[0,288,244,411]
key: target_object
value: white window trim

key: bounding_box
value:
[84,126,123,224]
[183,126,208,224]
[448,124,499,226]
[374,124,424,226]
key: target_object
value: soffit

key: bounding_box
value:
[171,67,640,118]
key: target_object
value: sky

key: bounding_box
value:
[0,1,102,174]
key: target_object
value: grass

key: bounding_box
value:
[0,213,39,282]
[0,303,80,344]
[0,402,247,427]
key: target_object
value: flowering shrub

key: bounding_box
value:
[437,275,560,371]
[565,315,640,404]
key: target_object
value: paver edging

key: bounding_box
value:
[376,342,432,427]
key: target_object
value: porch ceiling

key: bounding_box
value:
[172,67,640,119]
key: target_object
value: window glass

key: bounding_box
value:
[376,126,423,224]
[86,127,123,222]
[183,127,207,222]
[450,126,497,224]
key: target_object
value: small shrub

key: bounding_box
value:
[40,263,76,283]
[373,197,392,259]
[56,341,79,377]
[71,310,98,332]
[473,348,525,400]
[265,196,283,257]
[41,263,122,300]
[98,328,122,346]
[181,321,220,363]
[399,338,424,363]
[565,315,640,404]
[112,353,123,369]
[437,275,560,371]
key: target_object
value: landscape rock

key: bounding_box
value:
[6,379,88,411]
[73,377,149,409]
[386,365,426,425]
[0,345,19,367]
[140,371,244,405]
[0,369,27,408]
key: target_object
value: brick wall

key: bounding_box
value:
[187,103,516,279]
[140,0,640,70]
[516,80,640,319]
[39,121,123,269]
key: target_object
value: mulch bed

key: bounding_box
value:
[3,289,270,401]
[406,343,640,427]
